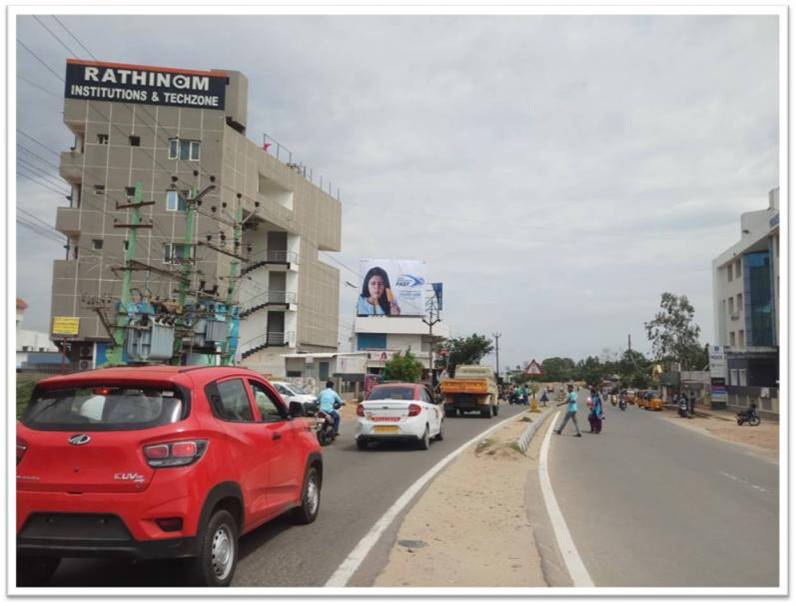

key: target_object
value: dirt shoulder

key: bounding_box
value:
[373,411,550,588]
[658,409,779,464]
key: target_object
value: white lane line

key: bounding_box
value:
[538,411,595,588]
[325,409,529,587]
[719,471,768,493]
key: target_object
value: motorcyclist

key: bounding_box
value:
[318,380,344,436]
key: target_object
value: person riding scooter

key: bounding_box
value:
[677,393,690,418]
[318,380,344,437]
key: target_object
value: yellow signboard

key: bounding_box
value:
[52,316,80,336]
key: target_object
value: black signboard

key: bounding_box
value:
[64,60,227,110]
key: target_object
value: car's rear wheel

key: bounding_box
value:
[418,426,431,450]
[292,465,321,524]
[191,509,238,587]
[17,555,60,586]
[436,421,444,441]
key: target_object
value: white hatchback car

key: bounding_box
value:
[271,381,320,416]
[355,383,444,450]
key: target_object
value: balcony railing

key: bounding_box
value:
[239,331,295,358]
[242,250,299,274]
[239,290,297,317]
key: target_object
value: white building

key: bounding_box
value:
[711,187,779,414]
[16,298,60,369]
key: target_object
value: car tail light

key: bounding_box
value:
[356,404,365,417]
[17,439,27,465]
[143,440,208,468]
[408,404,422,417]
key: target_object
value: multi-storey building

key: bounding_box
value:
[53,59,341,375]
[711,187,780,413]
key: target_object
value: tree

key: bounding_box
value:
[383,349,424,383]
[644,293,707,370]
[437,334,494,377]
[577,355,604,387]
[540,357,577,382]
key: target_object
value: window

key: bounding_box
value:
[94,185,105,195]
[168,138,200,161]
[166,190,188,212]
[729,331,736,347]
[736,294,743,311]
[274,384,291,396]
[97,133,109,144]
[735,259,742,279]
[92,239,103,250]
[125,186,137,196]
[287,370,301,377]
[22,346,29,352]
[209,379,254,422]
[129,135,140,147]
[727,264,733,281]
[164,243,194,264]
[366,386,415,401]
[738,330,745,347]
[728,298,734,315]
[249,381,284,421]
[739,369,748,387]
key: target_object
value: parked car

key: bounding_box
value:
[271,381,320,416]
[16,365,322,587]
[355,382,443,450]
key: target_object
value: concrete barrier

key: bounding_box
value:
[515,399,565,453]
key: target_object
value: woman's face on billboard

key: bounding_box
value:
[367,274,385,299]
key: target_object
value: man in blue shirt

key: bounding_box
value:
[555,384,582,437]
[318,380,344,436]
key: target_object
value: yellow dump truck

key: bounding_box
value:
[440,365,500,418]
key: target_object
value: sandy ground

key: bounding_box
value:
[659,409,779,464]
[373,412,549,587]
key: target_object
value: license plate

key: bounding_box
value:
[370,416,400,422]
[374,425,399,434]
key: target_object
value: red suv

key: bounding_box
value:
[16,365,323,587]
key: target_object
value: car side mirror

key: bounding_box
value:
[288,401,304,418]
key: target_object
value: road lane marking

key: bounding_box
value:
[325,409,530,587]
[539,411,595,588]
[719,471,768,493]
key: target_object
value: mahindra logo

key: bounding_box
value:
[68,434,91,446]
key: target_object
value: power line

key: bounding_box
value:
[18,143,60,170]
[17,39,64,82]
[52,15,97,60]
[17,130,62,157]
[17,74,62,99]
[32,15,79,56]
[17,157,67,189]
[16,168,69,196]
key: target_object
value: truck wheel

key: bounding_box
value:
[17,556,60,586]
[493,405,499,417]
[446,408,457,418]
[483,406,493,419]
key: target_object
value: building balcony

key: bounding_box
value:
[55,207,81,236]
[242,250,299,275]
[59,151,83,184]
[239,290,297,318]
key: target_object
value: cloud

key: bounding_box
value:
[13,13,779,365]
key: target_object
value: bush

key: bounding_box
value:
[383,350,424,383]
[16,377,36,419]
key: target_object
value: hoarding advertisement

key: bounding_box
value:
[357,259,427,317]
[65,60,227,110]
[709,345,728,402]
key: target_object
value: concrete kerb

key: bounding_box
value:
[515,399,567,453]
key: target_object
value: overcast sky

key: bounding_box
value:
[14,13,779,369]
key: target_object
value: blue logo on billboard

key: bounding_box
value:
[396,274,425,287]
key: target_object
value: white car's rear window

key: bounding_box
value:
[367,386,414,401]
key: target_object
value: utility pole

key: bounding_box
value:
[106,181,155,365]
[628,333,632,352]
[422,296,441,385]
[492,332,501,381]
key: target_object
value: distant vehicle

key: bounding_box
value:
[16,366,322,587]
[439,365,500,418]
[355,383,443,450]
[736,403,761,426]
[272,381,320,416]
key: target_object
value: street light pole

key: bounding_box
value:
[492,332,501,381]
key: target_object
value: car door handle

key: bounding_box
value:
[272,433,282,441]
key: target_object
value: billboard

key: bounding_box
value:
[357,259,427,317]
[709,345,728,402]
[65,59,227,110]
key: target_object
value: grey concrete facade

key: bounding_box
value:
[52,61,341,375]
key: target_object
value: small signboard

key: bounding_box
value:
[52,316,80,336]
[525,359,544,376]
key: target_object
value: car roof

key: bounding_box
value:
[371,382,422,389]
[36,365,268,389]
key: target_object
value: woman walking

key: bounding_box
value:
[589,388,604,434]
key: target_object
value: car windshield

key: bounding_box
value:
[367,386,415,401]
[22,385,185,431]
[287,384,307,395]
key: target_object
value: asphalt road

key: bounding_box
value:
[547,392,779,587]
[45,405,516,587]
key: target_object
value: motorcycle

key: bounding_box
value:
[619,397,627,411]
[316,402,344,446]
[678,398,690,418]
[737,403,761,427]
